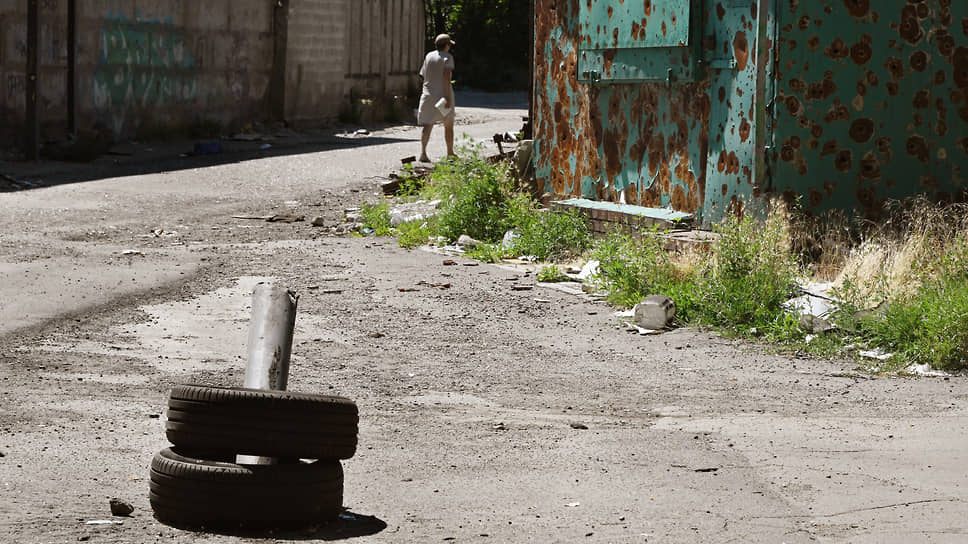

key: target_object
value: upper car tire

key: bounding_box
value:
[165,384,358,460]
[149,447,343,527]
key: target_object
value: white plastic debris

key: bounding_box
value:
[905,363,951,377]
[574,260,600,280]
[859,348,893,361]
[389,200,441,227]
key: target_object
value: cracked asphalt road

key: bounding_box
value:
[1,92,967,543]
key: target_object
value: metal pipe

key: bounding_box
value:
[237,283,298,465]
[243,283,297,390]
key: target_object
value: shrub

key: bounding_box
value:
[700,212,800,330]
[359,202,392,236]
[505,197,590,261]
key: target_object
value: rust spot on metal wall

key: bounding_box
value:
[859,151,882,179]
[734,32,749,71]
[954,47,968,88]
[821,140,839,156]
[739,118,751,143]
[834,149,853,172]
[910,51,929,72]
[906,135,930,163]
[824,38,849,59]
[842,0,870,18]
[850,35,873,65]
[849,118,875,143]
[898,5,924,45]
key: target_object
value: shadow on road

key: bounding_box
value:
[0,133,413,193]
[0,91,528,194]
[158,510,388,541]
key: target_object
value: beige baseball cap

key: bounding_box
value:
[435,34,456,47]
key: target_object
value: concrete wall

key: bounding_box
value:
[0,0,274,143]
[285,0,423,126]
[0,0,425,146]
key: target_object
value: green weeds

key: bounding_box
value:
[359,202,393,236]
[358,145,967,372]
[387,144,590,262]
[537,265,570,283]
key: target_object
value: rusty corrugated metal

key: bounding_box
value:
[534,0,968,225]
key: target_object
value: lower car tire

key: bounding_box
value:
[149,448,343,527]
[165,384,358,460]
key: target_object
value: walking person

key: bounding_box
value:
[418,34,457,163]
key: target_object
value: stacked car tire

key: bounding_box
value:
[150,384,358,528]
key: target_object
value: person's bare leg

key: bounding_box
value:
[444,118,456,158]
[420,125,433,162]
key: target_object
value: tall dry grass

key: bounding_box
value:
[832,199,968,308]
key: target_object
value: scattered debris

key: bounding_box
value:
[390,200,441,226]
[500,230,519,250]
[569,423,588,430]
[232,215,272,221]
[511,284,534,291]
[568,260,600,281]
[85,520,123,526]
[616,309,662,336]
[694,467,720,473]
[311,217,327,227]
[906,363,951,377]
[120,250,144,257]
[401,156,417,164]
[367,332,386,339]
[462,262,479,267]
[784,282,838,333]
[109,499,134,517]
[355,129,371,136]
[417,281,451,289]
[266,214,305,223]
[443,260,457,266]
[859,348,893,361]
[633,295,676,330]
[398,287,419,292]
[382,165,433,195]
[493,423,507,431]
[456,235,481,249]
[565,502,581,508]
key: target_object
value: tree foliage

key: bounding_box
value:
[424,0,530,92]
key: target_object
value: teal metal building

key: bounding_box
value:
[534,0,968,225]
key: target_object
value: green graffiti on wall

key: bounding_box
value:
[92,12,198,136]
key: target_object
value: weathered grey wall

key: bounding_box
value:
[0,0,274,143]
[284,0,423,126]
[0,0,425,146]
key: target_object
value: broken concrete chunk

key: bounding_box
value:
[633,295,676,330]
[799,314,835,334]
[389,200,442,227]
[456,235,481,248]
